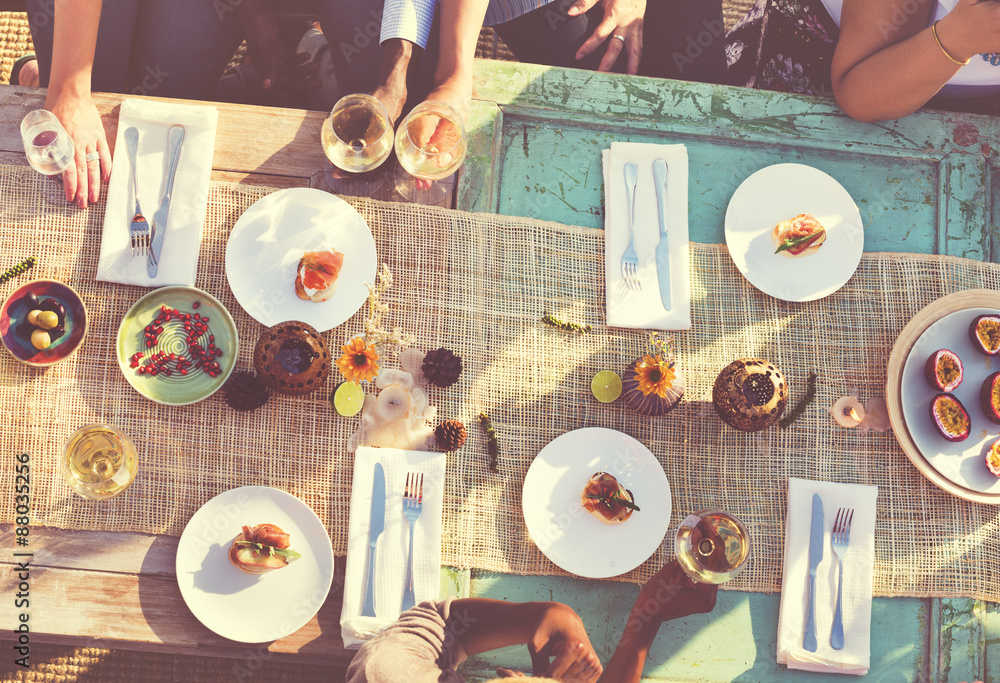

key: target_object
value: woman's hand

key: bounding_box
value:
[935,0,1000,63]
[569,0,645,74]
[46,90,111,209]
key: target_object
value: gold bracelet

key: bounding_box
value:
[932,20,970,66]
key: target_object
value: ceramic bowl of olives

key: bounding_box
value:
[0,279,87,367]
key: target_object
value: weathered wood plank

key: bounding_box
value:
[0,87,329,181]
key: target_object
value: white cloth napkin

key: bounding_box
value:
[96,99,218,287]
[602,141,691,330]
[777,477,878,675]
[340,446,446,648]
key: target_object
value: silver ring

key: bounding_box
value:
[85,151,100,163]
[612,34,626,44]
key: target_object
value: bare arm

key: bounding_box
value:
[832,0,1000,122]
[598,561,717,683]
[426,0,489,122]
[44,0,110,208]
[449,598,602,681]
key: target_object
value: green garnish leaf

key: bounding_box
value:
[585,490,641,512]
[774,230,823,254]
[233,541,301,562]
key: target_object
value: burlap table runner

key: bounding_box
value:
[1,165,998,601]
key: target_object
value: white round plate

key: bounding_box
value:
[900,308,1000,494]
[522,427,671,579]
[176,486,335,643]
[724,163,864,302]
[225,188,377,332]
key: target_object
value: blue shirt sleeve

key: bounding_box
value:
[380,0,437,49]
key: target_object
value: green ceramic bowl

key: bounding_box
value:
[116,286,238,405]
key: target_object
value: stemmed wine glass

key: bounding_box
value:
[674,509,751,584]
[20,110,75,204]
[393,100,468,205]
[317,93,393,196]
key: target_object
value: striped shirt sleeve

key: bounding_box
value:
[380,0,438,49]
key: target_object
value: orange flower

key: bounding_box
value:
[336,337,380,382]
[634,354,676,398]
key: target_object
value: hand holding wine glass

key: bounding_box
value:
[319,93,393,195]
[393,99,468,204]
[20,109,76,205]
[675,509,751,584]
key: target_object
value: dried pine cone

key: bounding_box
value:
[422,347,463,387]
[435,419,467,451]
[224,371,271,412]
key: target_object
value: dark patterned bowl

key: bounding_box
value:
[0,279,87,367]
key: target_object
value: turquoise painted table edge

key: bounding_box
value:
[447,60,1000,682]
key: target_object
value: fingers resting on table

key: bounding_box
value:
[569,0,646,74]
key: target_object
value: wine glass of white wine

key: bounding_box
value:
[318,93,393,196]
[62,424,138,501]
[393,100,468,205]
[20,110,75,204]
[674,509,750,584]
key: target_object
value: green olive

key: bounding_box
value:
[26,309,41,326]
[36,311,59,330]
[30,328,51,350]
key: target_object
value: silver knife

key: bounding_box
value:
[652,159,672,311]
[361,462,386,617]
[803,493,824,652]
[147,125,185,278]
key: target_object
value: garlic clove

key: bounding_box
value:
[400,348,428,385]
[376,368,414,391]
[831,395,866,428]
[862,397,892,432]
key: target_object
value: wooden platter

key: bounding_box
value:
[886,289,1000,505]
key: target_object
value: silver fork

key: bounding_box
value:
[400,472,424,612]
[830,507,853,650]
[621,161,640,291]
[124,127,150,257]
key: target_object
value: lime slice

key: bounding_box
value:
[332,381,365,416]
[591,370,622,403]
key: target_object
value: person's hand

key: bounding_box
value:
[935,0,1000,62]
[240,5,319,106]
[523,603,602,681]
[628,560,717,630]
[45,90,111,209]
[403,80,470,189]
[568,0,645,74]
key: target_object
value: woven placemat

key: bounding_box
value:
[0,11,32,86]
[1,165,999,601]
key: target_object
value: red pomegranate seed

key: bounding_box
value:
[192,301,201,309]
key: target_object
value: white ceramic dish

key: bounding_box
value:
[225,188,377,332]
[521,427,672,579]
[724,163,864,302]
[176,486,335,643]
[900,308,1000,494]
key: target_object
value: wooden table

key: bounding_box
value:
[2,59,1000,681]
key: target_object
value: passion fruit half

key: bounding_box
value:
[924,349,963,392]
[969,314,1000,356]
[981,372,1000,425]
[930,393,971,442]
[987,438,1000,477]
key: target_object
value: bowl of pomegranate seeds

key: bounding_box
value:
[116,286,238,405]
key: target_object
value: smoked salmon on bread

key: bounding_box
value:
[295,248,345,302]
